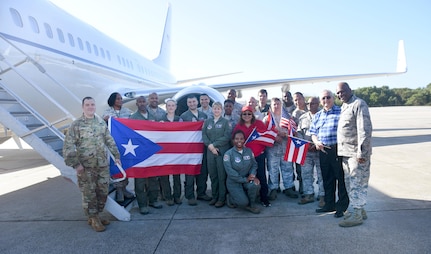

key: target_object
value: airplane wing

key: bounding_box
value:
[208,40,407,92]
[124,40,407,104]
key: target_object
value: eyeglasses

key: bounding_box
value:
[242,113,252,116]
[321,96,332,100]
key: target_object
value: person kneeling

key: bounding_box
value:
[223,130,261,214]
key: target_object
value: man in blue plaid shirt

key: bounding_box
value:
[309,90,349,218]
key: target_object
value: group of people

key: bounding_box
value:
[63,83,372,232]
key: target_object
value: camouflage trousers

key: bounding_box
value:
[341,156,371,209]
[77,166,110,216]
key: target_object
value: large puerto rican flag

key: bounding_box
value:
[109,118,204,178]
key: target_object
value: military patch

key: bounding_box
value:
[207,124,213,129]
[235,157,241,163]
[215,124,222,128]
[223,154,229,161]
[243,155,251,160]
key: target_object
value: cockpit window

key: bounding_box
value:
[9,8,23,28]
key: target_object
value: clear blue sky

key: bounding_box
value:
[50,0,431,97]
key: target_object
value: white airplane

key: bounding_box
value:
[0,0,407,119]
[0,0,406,221]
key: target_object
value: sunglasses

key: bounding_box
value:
[242,113,252,116]
[321,96,332,100]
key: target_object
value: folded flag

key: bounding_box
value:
[109,118,204,178]
[283,136,309,165]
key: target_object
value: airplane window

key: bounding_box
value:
[68,33,75,47]
[28,16,39,33]
[106,51,111,61]
[100,48,105,58]
[9,8,23,28]
[77,37,83,50]
[122,57,126,66]
[44,23,53,39]
[93,45,98,56]
[117,55,121,65]
[85,41,91,53]
[130,62,134,70]
[57,28,65,43]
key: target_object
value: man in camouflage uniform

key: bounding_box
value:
[297,96,325,206]
[336,82,372,227]
[63,97,121,232]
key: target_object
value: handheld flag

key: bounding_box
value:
[284,136,309,165]
[281,107,297,136]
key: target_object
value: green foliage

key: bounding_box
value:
[353,85,431,106]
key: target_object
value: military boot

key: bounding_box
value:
[339,208,363,227]
[88,217,110,226]
[343,208,367,220]
[89,216,106,232]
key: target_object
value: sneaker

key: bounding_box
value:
[268,189,277,201]
[284,187,299,198]
[261,200,271,207]
[209,199,217,206]
[166,199,175,206]
[245,206,261,214]
[214,201,225,208]
[197,195,212,201]
[174,197,182,205]
[188,198,197,206]
[298,194,314,205]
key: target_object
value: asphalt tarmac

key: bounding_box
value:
[0,106,430,254]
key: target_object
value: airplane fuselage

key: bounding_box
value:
[0,0,181,121]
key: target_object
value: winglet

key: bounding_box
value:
[396,40,407,73]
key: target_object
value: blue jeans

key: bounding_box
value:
[266,142,294,191]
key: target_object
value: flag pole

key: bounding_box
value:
[287,135,331,149]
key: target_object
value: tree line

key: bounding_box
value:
[346,83,431,107]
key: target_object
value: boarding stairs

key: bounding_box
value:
[0,35,133,221]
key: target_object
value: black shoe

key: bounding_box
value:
[197,195,212,201]
[149,202,163,209]
[315,207,336,213]
[334,211,344,218]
